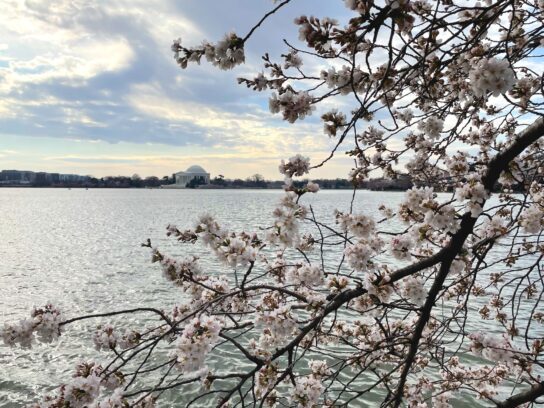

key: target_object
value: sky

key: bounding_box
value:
[0,0,357,180]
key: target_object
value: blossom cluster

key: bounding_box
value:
[336,211,376,238]
[167,214,261,270]
[291,360,330,407]
[321,109,347,137]
[469,332,517,364]
[304,180,320,193]
[338,211,387,274]
[93,325,141,351]
[30,362,128,408]
[400,187,435,221]
[445,151,470,177]
[424,204,459,234]
[509,75,540,109]
[255,363,279,404]
[393,187,463,256]
[417,116,444,139]
[401,276,427,306]
[344,241,376,272]
[294,15,339,55]
[439,356,512,400]
[519,182,544,234]
[480,215,507,239]
[395,108,414,124]
[172,32,245,70]
[217,234,259,267]
[174,315,223,374]
[256,303,298,350]
[269,90,314,123]
[454,175,489,217]
[358,126,384,145]
[390,234,415,260]
[1,303,63,348]
[321,65,367,95]
[469,58,516,99]
[154,252,201,285]
[283,51,303,69]
[93,324,117,351]
[267,192,309,247]
[279,154,310,178]
[285,264,324,287]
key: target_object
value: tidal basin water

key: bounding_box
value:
[0,188,538,407]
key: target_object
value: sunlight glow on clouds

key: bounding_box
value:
[0,0,350,179]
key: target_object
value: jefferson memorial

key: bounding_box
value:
[163,165,210,188]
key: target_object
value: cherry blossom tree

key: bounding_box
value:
[3,1,544,407]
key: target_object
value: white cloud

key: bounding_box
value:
[1,38,134,93]
[0,0,136,120]
[0,0,361,178]
[126,81,333,156]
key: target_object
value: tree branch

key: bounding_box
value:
[389,116,544,407]
[495,382,544,408]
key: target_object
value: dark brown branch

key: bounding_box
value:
[495,382,544,408]
[389,116,544,407]
[60,307,173,328]
[242,0,292,43]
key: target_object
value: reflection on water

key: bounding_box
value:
[0,188,538,407]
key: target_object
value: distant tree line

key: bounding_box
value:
[83,174,171,188]
[12,174,174,188]
[209,174,410,190]
[5,170,535,192]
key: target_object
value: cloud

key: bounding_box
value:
[0,0,360,177]
[125,80,337,154]
[39,148,355,180]
[1,38,134,91]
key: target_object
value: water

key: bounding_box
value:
[0,188,540,407]
[0,188,369,406]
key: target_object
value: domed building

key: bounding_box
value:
[173,165,210,187]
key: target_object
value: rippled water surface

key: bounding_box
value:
[0,188,377,406]
[0,188,539,407]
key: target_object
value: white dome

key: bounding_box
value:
[185,165,208,174]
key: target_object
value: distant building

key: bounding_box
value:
[59,174,88,183]
[49,173,60,184]
[0,170,36,184]
[0,170,89,186]
[34,172,49,185]
[166,165,210,188]
[365,173,413,191]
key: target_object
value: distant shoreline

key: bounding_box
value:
[1,169,414,191]
[0,185,411,192]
